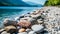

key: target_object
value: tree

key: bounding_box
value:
[45,0,60,6]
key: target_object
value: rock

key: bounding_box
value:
[0,29,5,32]
[20,17,31,21]
[58,31,60,34]
[15,17,20,22]
[18,28,26,33]
[4,19,17,26]
[18,32,27,34]
[20,17,38,25]
[1,31,10,34]
[26,29,32,33]
[17,20,31,28]
[28,31,37,34]
[31,25,44,33]
[20,14,25,18]
[29,18,38,25]
[37,19,43,24]
[24,14,31,17]
[4,26,16,33]
[17,26,22,30]
[31,14,41,19]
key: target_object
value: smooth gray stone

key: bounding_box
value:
[26,29,32,33]
[31,25,44,32]
[18,32,28,34]
[28,31,37,34]
[1,31,10,34]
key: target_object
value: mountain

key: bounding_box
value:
[25,1,43,7]
[0,0,43,7]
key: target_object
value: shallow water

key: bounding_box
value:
[0,7,42,28]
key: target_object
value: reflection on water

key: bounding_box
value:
[0,7,42,28]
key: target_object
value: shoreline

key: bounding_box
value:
[0,6,60,34]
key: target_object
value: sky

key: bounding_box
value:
[22,0,46,5]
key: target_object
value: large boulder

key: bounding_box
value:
[17,20,31,28]
[4,18,17,26]
[4,26,16,33]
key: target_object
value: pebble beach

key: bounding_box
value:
[0,6,60,34]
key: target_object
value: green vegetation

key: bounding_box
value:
[45,0,60,6]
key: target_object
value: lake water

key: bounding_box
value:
[0,7,42,28]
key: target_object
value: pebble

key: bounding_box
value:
[1,31,10,34]
[18,32,28,34]
[37,19,43,24]
[4,26,16,33]
[28,18,38,25]
[28,31,37,34]
[26,28,32,33]
[0,29,5,32]
[17,20,31,27]
[31,25,44,33]
[18,28,26,33]
[1,7,60,34]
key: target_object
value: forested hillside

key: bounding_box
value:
[45,0,60,6]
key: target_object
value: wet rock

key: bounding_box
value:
[31,25,44,33]
[4,19,17,26]
[0,29,5,32]
[24,14,31,17]
[4,26,16,33]
[18,28,26,33]
[20,17,37,25]
[17,20,31,28]
[1,31,10,34]
[18,32,27,34]
[26,28,32,33]
[28,31,37,34]
[15,17,20,22]
[20,17,31,21]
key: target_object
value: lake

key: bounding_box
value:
[0,7,42,28]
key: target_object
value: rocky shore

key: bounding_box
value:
[0,6,60,34]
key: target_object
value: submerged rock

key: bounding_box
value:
[31,25,44,33]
